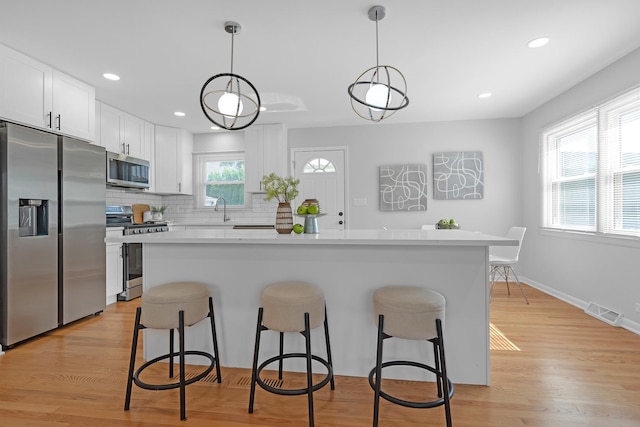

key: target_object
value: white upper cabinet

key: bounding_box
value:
[0,44,95,141]
[144,121,155,192]
[0,44,52,128]
[96,101,146,159]
[154,125,193,195]
[244,124,288,192]
[52,70,95,141]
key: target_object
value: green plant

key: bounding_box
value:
[151,205,167,214]
[262,173,300,203]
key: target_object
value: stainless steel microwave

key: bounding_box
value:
[106,152,150,189]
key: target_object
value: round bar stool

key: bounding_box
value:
[124,282,222,421]
[370,285,453,427]
[248,281,335,427]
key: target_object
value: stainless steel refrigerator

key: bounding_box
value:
[1,121,106,348]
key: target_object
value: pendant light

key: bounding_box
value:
[200,21,261,130]
[348,5,409,122]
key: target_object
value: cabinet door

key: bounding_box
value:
[52,70,95,141]
[144,122,155,192]
[98,102,122,153]
[179,129,193,195]
[122,112,144,158]
[154,125,179,193]
[244,124,288,192]
[106,243,123,300]
[0,44,52,129]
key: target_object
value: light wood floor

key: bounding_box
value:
[1,284,640,426]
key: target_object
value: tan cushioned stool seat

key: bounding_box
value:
[261,281,325,332]
[374,286,446,340]
[142,282,210,330]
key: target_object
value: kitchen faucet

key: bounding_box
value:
[214,197,230,222]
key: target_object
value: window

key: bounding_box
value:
[541,87,640,238]
[195,153,245,207]
[303,158,336,173]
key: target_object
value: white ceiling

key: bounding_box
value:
[2,0,640,134]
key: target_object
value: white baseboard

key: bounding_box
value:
[521,276,640,336]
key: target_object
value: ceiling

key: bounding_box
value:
[2,0,640,135]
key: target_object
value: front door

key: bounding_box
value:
[292,148,347,231]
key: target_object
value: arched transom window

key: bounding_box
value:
[303,158,336,173]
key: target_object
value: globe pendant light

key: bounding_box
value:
[348,5,409,122]
[200,21,261,130]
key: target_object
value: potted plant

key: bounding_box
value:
[262,173,300,234]
[151,205,167,221]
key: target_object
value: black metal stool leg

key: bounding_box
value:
[433,336,443,398]
[124,306,142,411]
[248,307,264,414]
[304,312,315,427]
[278,332,284,380]
[169,328,174,378]
[323,306,335,390]
[372,314,385,427]
[179,310,186,421]
[436,319,452,427]
[208,297,222,383]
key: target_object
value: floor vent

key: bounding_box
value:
[236,376,283,389]
[175,372,218,383]
[585,302,623,326]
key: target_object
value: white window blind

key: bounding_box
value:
[599,90,640,236]
[541,86,640,238]
[542,111,597,231]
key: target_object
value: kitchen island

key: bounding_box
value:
[107,228,517,386]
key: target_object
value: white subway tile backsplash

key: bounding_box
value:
[107,189,277,225]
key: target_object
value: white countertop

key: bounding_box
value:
[106,228,517,247]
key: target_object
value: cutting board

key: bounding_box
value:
[132,204,150,224]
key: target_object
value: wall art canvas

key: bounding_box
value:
[433,151,484,199]
[379,164,428,211]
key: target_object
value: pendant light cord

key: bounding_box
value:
[230,27,235,76]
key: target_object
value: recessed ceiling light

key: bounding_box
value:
[478,92,492,99]
[527,37,550,48]
[174,111,186,117]
[210,125,220,130]
[103,73,120,81]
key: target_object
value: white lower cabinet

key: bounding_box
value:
[106,229,124,304]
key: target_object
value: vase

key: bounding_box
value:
[275,202,294,234]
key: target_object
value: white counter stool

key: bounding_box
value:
[370,286,453,427]
[248,281,334,427]
[124,282,222,421]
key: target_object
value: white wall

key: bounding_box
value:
[520,47,640,329]
[289,119,522,234]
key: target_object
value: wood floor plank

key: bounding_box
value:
[1,283,639,426]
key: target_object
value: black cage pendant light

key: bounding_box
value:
[200,21,261,130]
[348,5,409,122]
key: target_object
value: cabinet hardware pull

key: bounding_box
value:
[56,114,61,130]
[47,112,52,128]
[121,143,125,154]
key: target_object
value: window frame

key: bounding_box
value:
[195,152,246,209]
[541,87,640,240]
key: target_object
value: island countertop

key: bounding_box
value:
[106,228,517,247]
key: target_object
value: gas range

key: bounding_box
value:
[106,205,169,235]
